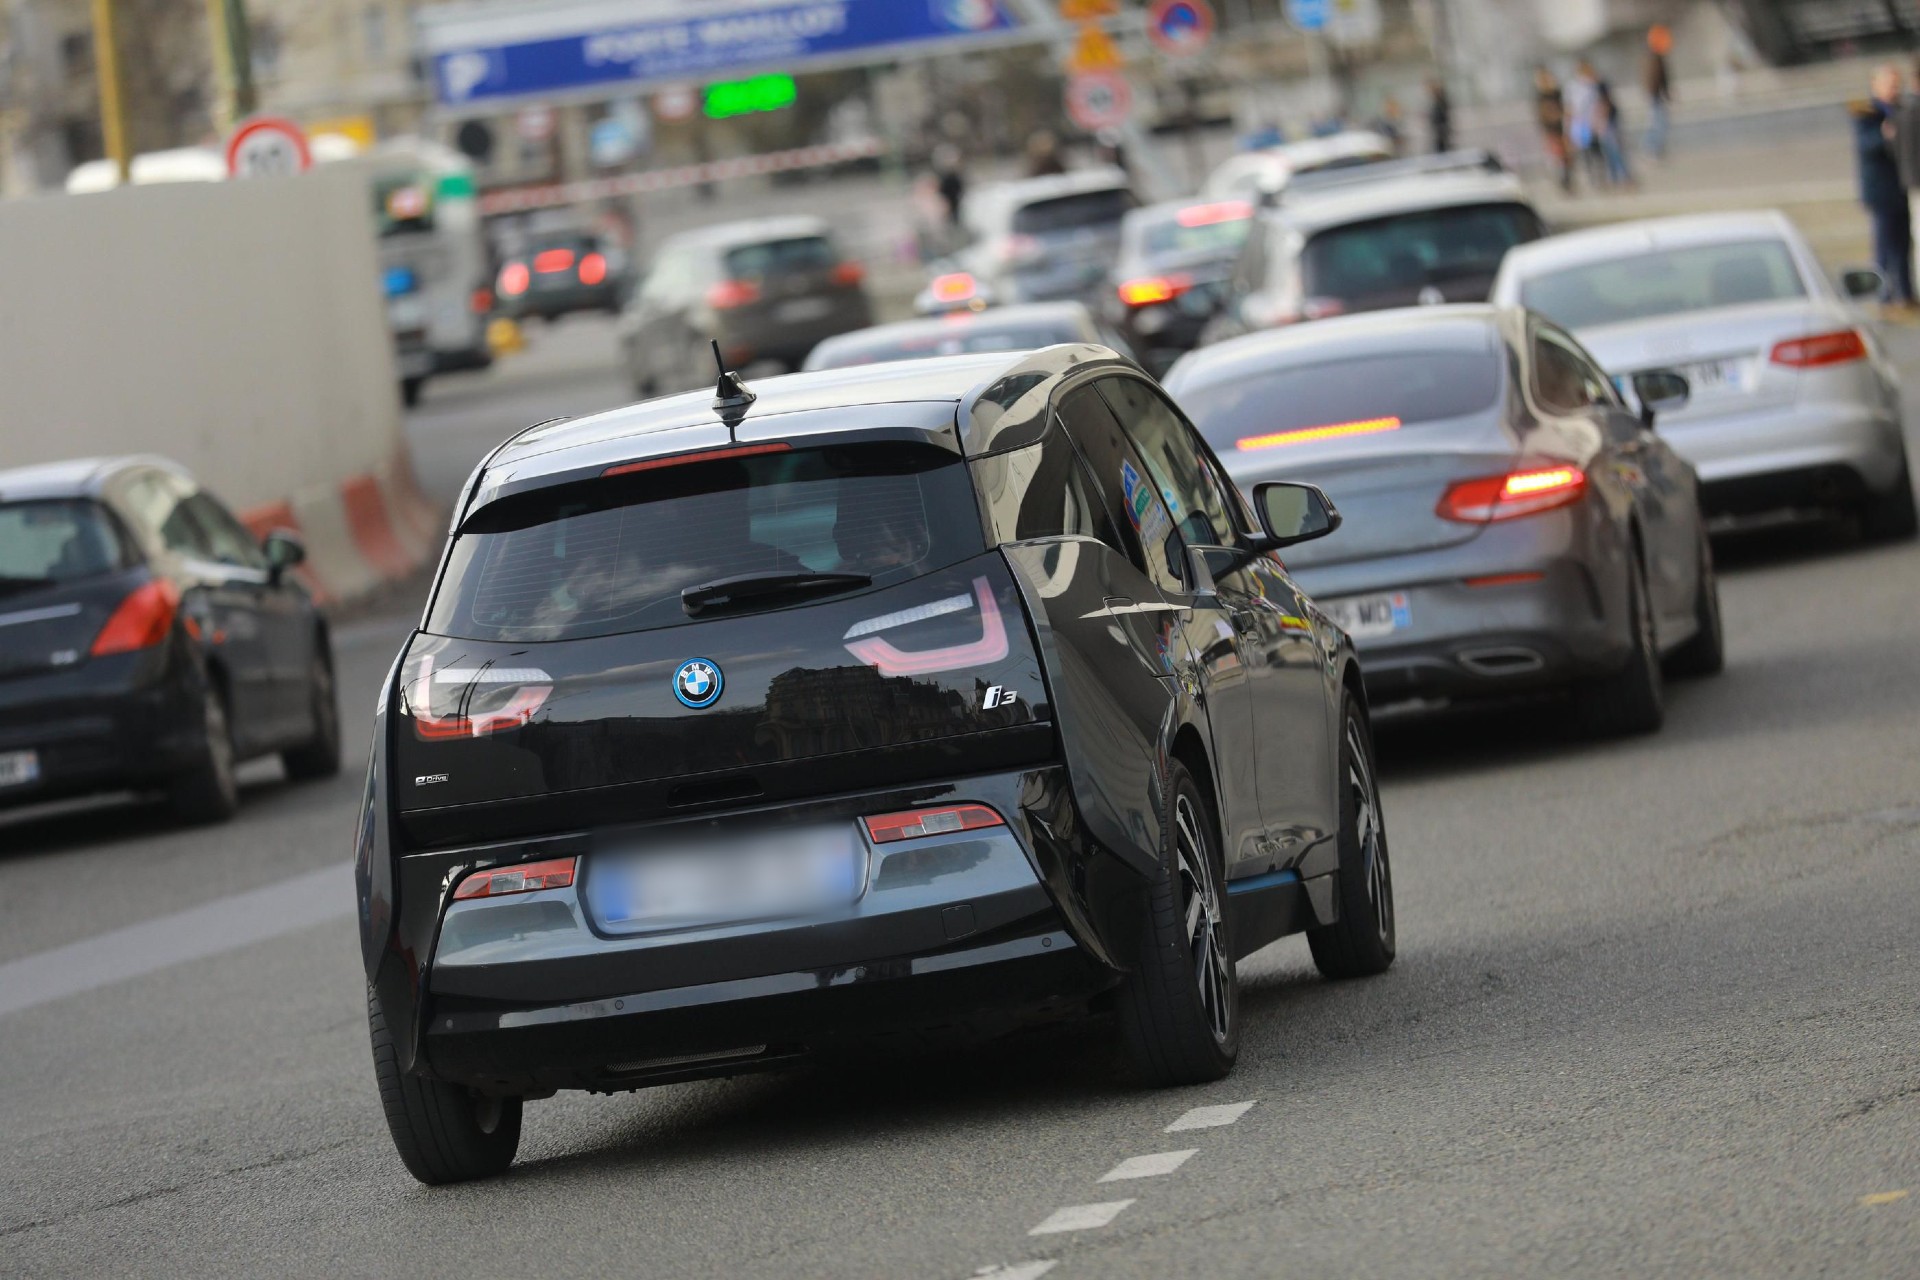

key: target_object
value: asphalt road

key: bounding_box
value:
[2,322,1917,1279]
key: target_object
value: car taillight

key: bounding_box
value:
[1770,329,1867,368]
[577,252,609,286]
[470,286,494,314]
[831,260,866,287]
[862,804,1005,845]
[533,248,575,273]
[1118,274,1191,307]
[707,279,762,310]
[402,655,554,739]
[843,576,1009,677]
[452,857,577,901]
[930,272,978,303]
[1437,466,1588,523]
[602,441,790,476]
[1236,416,1401,452]
[1301,296,1346,320]
[497,262,530,297]
[91,579,180,656]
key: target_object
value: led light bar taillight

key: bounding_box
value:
[404,656,554,739]
[1237,416,1400,452]
[452,857,577,901]
[842,576,1008,676]
[863,805,1005,845]
[1437,466,1588,523]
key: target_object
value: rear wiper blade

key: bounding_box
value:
[681,571,871,616]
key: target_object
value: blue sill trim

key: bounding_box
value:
[1226,868,1302,895]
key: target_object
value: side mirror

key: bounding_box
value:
[1252,481,1342,547]
[1841,268,1884,300]
[1630,369,1690,429]
[262,529,307,583]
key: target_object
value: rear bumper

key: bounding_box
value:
[498,283,622,319]
[1665,400,1908,507]
[0,647,203,809]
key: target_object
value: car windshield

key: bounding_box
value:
[1012,189,1133,236]
[1181,350,1504,457]
[810,324,1076,369]
[0,500,129,595]
[724,236,837,279]
[1136,206,1254,259]
[428,444,983,642]
[1302,203,1543,300]
[1518,239,1807,329]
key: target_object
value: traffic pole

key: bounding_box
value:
[204,0,258,130]
[88,0,131,184]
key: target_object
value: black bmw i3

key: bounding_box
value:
[358,346,1397,1183]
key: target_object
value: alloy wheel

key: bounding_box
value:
[1173,795,1231,1044]
[1347,718,1393,947]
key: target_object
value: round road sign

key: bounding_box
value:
[1065,71,1134,132]
[654,85,699,124]
[1148,0,1215,56]
[225,116,312,179]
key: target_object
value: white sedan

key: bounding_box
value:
[1490,211,1916,539]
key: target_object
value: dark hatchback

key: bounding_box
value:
[359,348,1399,1183]
[0,458,339,822]
[1103,197,1257,374]
[494,232,627,322]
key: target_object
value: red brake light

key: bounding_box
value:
[1118,274,1192,307]
[931,272,977,303]
[602,442,790,477]
[1769,329,1867,368]
[403,655,553,739]
[831,260,866,287]
[471,287,494,314]
[497,262,530,297]
[577,252,608,286]
[1177,200,1253,227]
[1236,416,1401,452]
[91,579,180,656]
[843,576,1009,677]
[863,804,1005,845]
[707,279,762,310]
[453,857,577,901]
[1438,466,1588,523]
[533,248,576,274]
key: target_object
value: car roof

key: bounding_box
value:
[812,303,1096,354]
[1494,211,1803,277]
[661,215,834,253]
[1276,169,1531,233]
[963,167,1132,226]
[1165,305,1511,395]
[0,456,179,502]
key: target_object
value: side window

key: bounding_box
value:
[1055,385,1185,594]
[1533,329,1602,414]
[1098,376,1240,552]
[119,471,207,558]
[183,493,267,569]
[973,421,1122,547]
[1555,327,1622,407]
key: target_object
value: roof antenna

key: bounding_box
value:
[711,339,756,430]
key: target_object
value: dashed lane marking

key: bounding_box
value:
[1098,1149,1198,1182]
[1862,1189,1909,1206]
[971,1263,1058,1279]
[1028,1200,1135,1235]
[1166,1100,1255,1132]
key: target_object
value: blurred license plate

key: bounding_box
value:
[1324,591,1410,640]
[588,827,863,930]
[1682,357,1750,394]
[0,750,39,788]
[775,297,832,323]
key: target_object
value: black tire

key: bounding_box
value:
[1307,694,1397,980]
[1574,551,1665,737]
[1664,524,1725,679]
[401,377,425,408]
[281,648,341,781]
[368,987,521,1185]
[168,684,240,824]
[1863,460,1918,541]
[1117,762,1239,1087]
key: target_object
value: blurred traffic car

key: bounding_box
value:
[1204,158,1545,340]
[493,230,628,323]
[0,458,339,823]
[802,301,1136,370]
[618,216,873,396]
[1167,306,1723,733]
[1200,131,1395,206]
[1490,212,1917,539]
[924,168,1136,312]
[1103,197,1257,374]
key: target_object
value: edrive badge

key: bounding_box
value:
[673,658,724,709]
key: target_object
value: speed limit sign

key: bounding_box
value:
[226,116,313,179]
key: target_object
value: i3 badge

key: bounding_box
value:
[672,658,724,709]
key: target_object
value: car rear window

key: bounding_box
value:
[428,445,984,642]
[809,324,1077,369]
[724,236,837,279]
[1302,203,1543,300]
[1518,239,1806,330]
[0,500,130,596]
[1012,189,1134,236]
[1180,350,1504,456]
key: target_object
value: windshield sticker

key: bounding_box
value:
[1121,460,1174,551]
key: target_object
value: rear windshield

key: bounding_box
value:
[0,500,130,596]
[724,236,837,280]
[1181,351,1504,455]
[1519,239,1806,330]
[1302,203,1543,300]
[1013,189,1134,236]
[1136,208,1254,259]
[810,323,1077,369]
[428,445,983,642]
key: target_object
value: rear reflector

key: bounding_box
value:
[863,804,1005,845]
[452,857,577,901]
[498,262,530,297]
[603,442,790,477]
[533,248,576,273]
[843,576,1008,676]
[1769,329,1867,368]
[1438,466,1588,523]
[91,579,180,656]
[1236,416,1400,452]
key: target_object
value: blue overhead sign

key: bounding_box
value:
[426,0,1019,109]
[1285,0,1328,31]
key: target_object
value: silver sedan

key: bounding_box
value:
[1490,211,1917,540]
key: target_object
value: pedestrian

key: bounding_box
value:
[933,144,966,228]
[1534,66,1572,193]
[1024,129,1066,177]
[1594,72,1634,188]
[1893,58,1920,205]
[1428,77,1453,154]
[1853,65,1916,312]
[1644,25,1673,161]
[1566,60,1605,188]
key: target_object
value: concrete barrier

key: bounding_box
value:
[0,165,438,604]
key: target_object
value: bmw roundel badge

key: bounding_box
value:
[673,658,724,709]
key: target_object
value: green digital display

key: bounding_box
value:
[703,75,798,119]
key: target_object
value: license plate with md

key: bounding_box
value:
[1324,591,1411,641]
[0,749,40,788]
[587,826,866,932]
